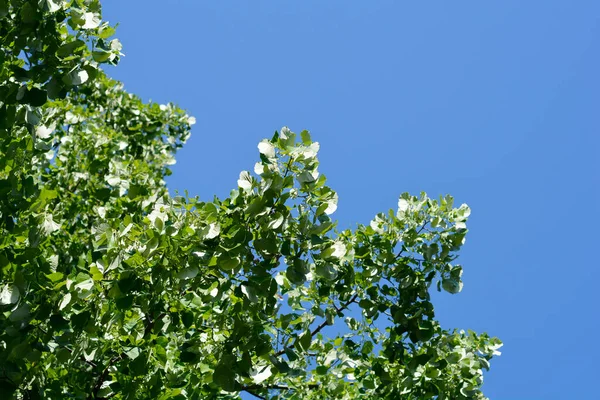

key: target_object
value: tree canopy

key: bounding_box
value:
[0,1,501,399]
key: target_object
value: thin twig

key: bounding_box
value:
[275,293,358,357]
[242,389,267,400]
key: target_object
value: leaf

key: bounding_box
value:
[321,241,346,259]
[177,267,199,280]
[98,25,116,39]
[43,214,61,234]
[458,203,471,219]
[110,39,123,52]
[300,130,312,144]
[257,140,275,158]
[104,254,120,272]
[92,49,111,63]
[44,0,62,13]
[361,341,374,355]
[267,213,284,230]
[324,192,338,215]
[315,263,337,281]
[26,107,41,125]
[300,142,320,159]
[200,223,220,239]
[20,2,37,23]
[45,272,64,282]
[0,285,19,305]
[62,69,89,86]
[213,362,237,392]
[46,77,64,99]
[297,170,318,184]
[56,40,87,58]
[59,293,71,310]
[82,12,101,29]
[254,237,278,255]
[297,330,311,352]
[442,278,463,294]
[398,198,410,212]
[250,366,272,384]
[74,278,93,291]
[241,284,258,303]
[125,347,140,360]
[269,355,291,373]
[316,365,328,375]
[219,257,239,271]
[36,123,56,139]
[0,0,8,18]
[286,262,307,285]
[90,266,104,281]
[324,349,337,366]
[22,87,47,107]
[237,170,252,190]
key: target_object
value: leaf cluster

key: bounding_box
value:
[0,2,501,399]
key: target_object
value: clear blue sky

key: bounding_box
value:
[103,1,599,398]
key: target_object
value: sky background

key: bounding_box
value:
[102,1,599,398]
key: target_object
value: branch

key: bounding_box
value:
[395,221,429,259]
[310,293,358,338]
[282,157,293,179]
[144,311,166,336]
[90,355,122,399]
[36,327,97,369]
[242,389,267,400]
[275,293,358,357]
[241,383,320,392]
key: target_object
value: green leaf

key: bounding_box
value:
[59,293,71,310]
[200,223,220,239]
[258,140,276,158]
[237,170,252,190]
[56,40,87,58]
[219,257,240,271]
[21,87,47,107]
[80,11,101,29]
[316,365,328,375]
[315,263,337,281]
[0,0,8,18]
[44,0,62,13]
[181,311,194,328]
[125,347,140,360]
[45,272,64,282]
[297,330,311,352]
[0,284,19,305]
[20,2,37,23]
[250,366,272,384]
[92,49,111,63]
[90,266,104,281]
[213,361,237,392]
[442,278,463,294]
[241,284,258,303]
[267,212,284,230]
[297,170,317,184]
[99,25,116,39]
[177,267,199,280]
[300,130,312,144]
[62,69,89,86]
[254,237,278,255]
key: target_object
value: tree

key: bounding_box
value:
[0,1,502,399]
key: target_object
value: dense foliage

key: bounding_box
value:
[0,1,502,399]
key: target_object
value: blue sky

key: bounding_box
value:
[103,1,599,398]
